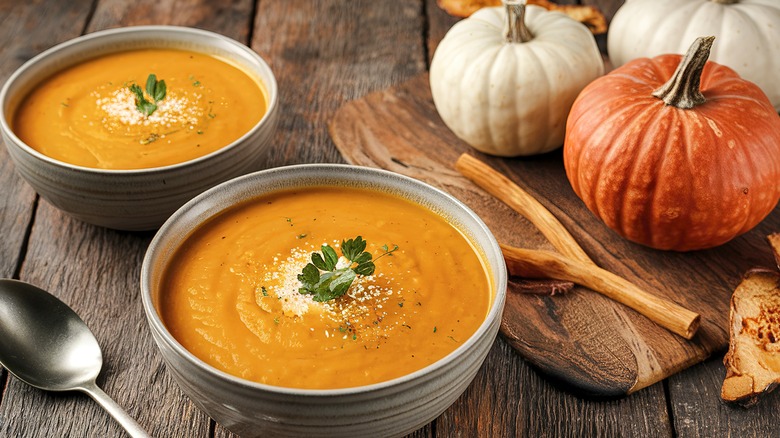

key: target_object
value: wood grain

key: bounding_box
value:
[438,337,674,436]
[329,72,780,396]
[0,0,89,281]
[250,0,427,169]
[669,357,780,436]
[0,0,94,426]
[88,0,254,41]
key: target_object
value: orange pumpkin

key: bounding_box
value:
[564,37,780,251]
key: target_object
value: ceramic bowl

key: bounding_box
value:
[0,25,278,231]
[140,164,508,438]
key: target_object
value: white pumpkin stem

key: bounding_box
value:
[652,36,715,109]
[709,0,738,4]
[504,0,533,43]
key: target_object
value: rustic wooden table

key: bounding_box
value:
[1,0,778,436]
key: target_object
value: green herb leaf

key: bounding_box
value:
[342,236,367,262]
[311,253,328,271]
[311,245,338,271]
[145,74,157,96]
[320,269,356,301]
[154,80,167,102]
[138,100,157,117]
[353,251,372,265]
[129,74,167,117]
[353,261,375,276]
[129,83,143,99]
[322,245,339,270]
[329,274,355,298]
[297,263,320,294]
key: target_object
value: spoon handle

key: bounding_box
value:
[80,382,151,438]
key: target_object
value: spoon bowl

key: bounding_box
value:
[0,279,148,437]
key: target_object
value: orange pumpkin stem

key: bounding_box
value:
[652,36,715,109]
[504,0,533,43]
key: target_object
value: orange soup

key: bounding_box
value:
[12,49,267,170]
[159,186,493,389]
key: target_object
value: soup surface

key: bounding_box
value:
[13,49,267,169]
[159,186,493,389]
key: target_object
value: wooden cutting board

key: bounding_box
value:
[329,73,780,397]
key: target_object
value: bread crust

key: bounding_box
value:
[721,265,780,406]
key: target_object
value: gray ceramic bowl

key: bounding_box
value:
[141,164,508,438]
[0,26,278,231]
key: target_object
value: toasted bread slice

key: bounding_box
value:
[721,267,780,406]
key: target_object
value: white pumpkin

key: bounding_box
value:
[607,0,780,111]
[429,1,603,157]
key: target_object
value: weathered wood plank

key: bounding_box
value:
[0,0,94,426]
[439,337,673,436]
[249,0,427,169]
[668,350,780,436]
[87,0,254,41]
[0,1,254,437]
[7,203,213,437]
[0,0,89,279]
[424,0,459,66]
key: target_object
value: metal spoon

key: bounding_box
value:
[0,279,150,437]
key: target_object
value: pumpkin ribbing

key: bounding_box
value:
[563,37,780,251]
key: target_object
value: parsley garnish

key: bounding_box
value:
[129,74,167,117]
[297,236,398,302]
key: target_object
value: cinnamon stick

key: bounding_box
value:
[456,154,591,264]
[502,245,700,339]
[455,153,701,339]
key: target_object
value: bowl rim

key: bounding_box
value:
[140,163,508,397]
[0,24,279,175]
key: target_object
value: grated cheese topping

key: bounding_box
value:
[92,83,209,141]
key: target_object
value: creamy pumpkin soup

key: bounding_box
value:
[159,186,493,389]
[12,49,267,169]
